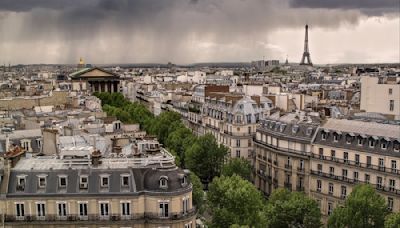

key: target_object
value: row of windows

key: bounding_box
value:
[317,192,395,215]
[17,174,130,191]
[316,165,398,189]
[317,148,399,172]
[320,132,400,151]
[15,201,131,219]
[17,174,187,191]
[14,198,191,219]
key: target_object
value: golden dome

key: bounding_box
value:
[79,57,84,65]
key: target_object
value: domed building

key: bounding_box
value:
[201,91,275,159]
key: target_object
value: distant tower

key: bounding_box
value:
[285,55,289,65]
[300,24,313,66]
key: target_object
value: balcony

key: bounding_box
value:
[223,130,255,137]
[310,170,400,196]
[4,208,197,223]
[254,139,311,157]
[284,164,292,170]
[311,154,399,175]
[297,167,305,172]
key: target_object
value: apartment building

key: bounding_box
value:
[254,112,319,196]
[360,75,400,120]
[310,118,400,217]
[0,138,196,228]
[201,91,273,159]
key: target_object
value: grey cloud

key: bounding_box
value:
[0,0,397,64]
[290,0,399,16]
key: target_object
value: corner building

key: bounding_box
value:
[0,141,196,228]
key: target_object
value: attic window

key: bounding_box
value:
[381,140,388,150]
[181,176,187,186]
[358,137,363,146]
[280,124,286,132]
[16,176,26,191]
[101,176,109,188]
[80,176,88,189]
[160,176,168,189]
[121,175,130,187]
[333,133,339,142]
[58,176,67,188]
[394,142,400,152]
[306,128,313,136]
[346,135,353,144]
[369,139,375,148]
[292,125,299,134]
[321,132,327,140]
[38,176,47,188]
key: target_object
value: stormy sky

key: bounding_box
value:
[0,0,398,65]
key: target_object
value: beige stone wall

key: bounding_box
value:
[0,91,70,110]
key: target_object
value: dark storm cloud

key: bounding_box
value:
[290,0,399,16]
[0,0,397,64]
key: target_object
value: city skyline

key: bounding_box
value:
[0,0,399,64]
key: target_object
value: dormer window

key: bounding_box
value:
[333,133,339,142]
[381,140,388,150]
[394,141,400,152]
[181,176,187,185]
[16,175,26,191]
[369,139,375,148]
[121,175,130,187]
[59,176,67,188]
[100,175,109,188]
[79,176,88,189]
[346,134,354,144]
[358,137,363,146]
[160,176,168,189]
[280,124,286,132]
[292,125,299,134]
[321,132,327,140]
[306,127,313,136]
[38,176,47,188]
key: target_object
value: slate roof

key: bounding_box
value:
[7,160,190,197]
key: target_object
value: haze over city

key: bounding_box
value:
[0,0,399,64]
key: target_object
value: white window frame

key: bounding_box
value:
[38,175,47,189]
[99,201,110,219]
[120,201,131,219]
[78,201,88,220]
[121,174,130,188]
[182,196,189,215]
[100,174,110,188]
[56,201,68,219]
[79,175,88,189]
[15,202,25,220]
[35,202,46,220]
[158,200,169,218]
[16,175,27,191]
[58,175,68,188]
[160,176,168,189]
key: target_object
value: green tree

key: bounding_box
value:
[221,157,252,181]
[265,188,322,228]
[328,184,388,228]
[385,213,400,228]
[185,134,228,183]
[208,175,266,227]
[165,126,196,167]
[190,172,204,210]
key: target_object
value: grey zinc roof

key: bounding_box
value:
[8,167,189,197]
[322,119,400,140]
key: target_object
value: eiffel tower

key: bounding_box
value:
[300,24,313,66]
